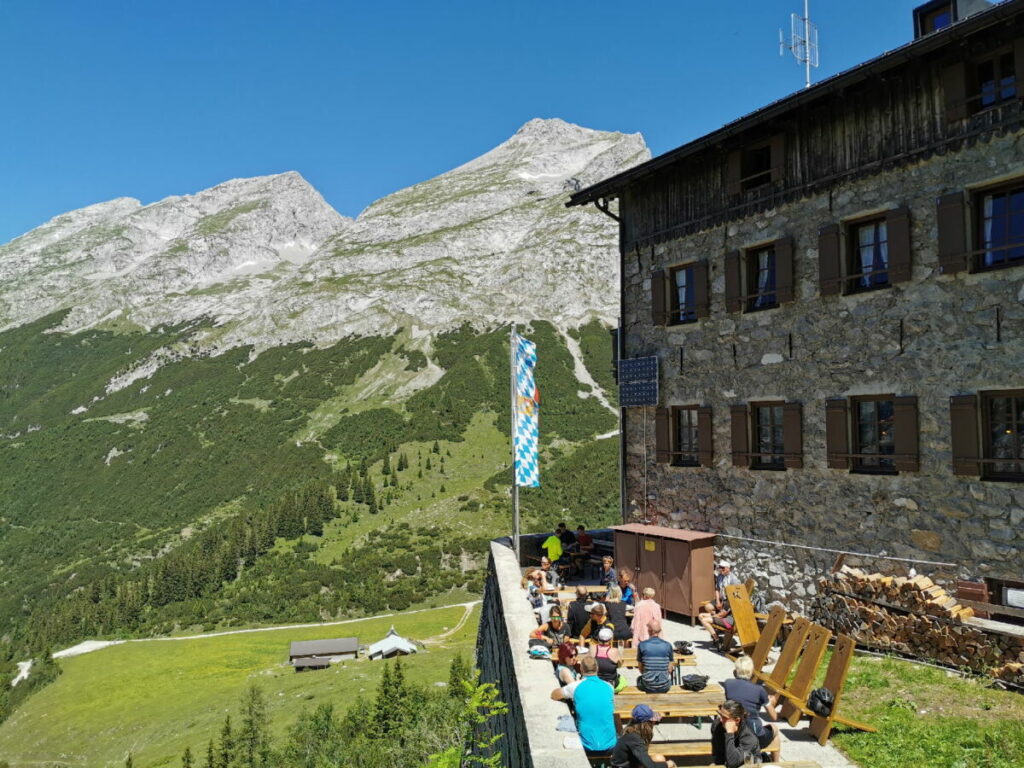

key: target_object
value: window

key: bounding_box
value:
[751,403,785,470]
[746,245,777,312]
[976,51,1017,111]
[669,264,697,325]
[975,181,1024,271]
[847,217,889,291]
[741,144,773,193]
[982,390,1024,480]
[852,397,896,474]
[672,406,700,467]
[919,3,953,35]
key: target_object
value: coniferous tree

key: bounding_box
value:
[425,457,432,471]
[203,740,216,768]
[218,714,234,768]
[182,745,194,768]
[432,440,440,454]
[382,457,391,476]
[237,684,270,768]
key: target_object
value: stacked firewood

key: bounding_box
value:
[815,567,1024,685]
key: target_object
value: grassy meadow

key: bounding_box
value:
[0,605,479,768]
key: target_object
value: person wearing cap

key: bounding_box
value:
[698,560,740,642]
[579,602,616,645]
[592,625,623,688]
[551,654,617,754]
[604,585,633,644]
[530,607,570,648]
[610,704,676,768]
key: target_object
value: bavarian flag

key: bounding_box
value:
[513,332,540,487]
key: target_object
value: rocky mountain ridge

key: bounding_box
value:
[0,119,648,350]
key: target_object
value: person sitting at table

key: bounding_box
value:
[631,587,663,644]
[530,607,570,649]
[567,584,592,637]
[573,525,594,577]
[558,521,577,548]
[525,569,557,623]
[599,555,617,588]
[610,704,677,768]
[555,641,583,686]
[636,619,674,694]
[579,603,616,645]
[710,700,761,768]
[604,586,633,645]
[541,527,564,569]
[618,569,636,606]
[539,556,562,590]
[721,656,780,756]
[550,654,617,756]
[592,626,623,690]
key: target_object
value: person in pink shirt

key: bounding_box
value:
[631,587,663,643]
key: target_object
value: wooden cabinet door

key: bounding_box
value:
[614,531,638,578]
[636,535,664,595]
[663,539,693,616]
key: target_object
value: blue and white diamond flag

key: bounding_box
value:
[513,332,540,487]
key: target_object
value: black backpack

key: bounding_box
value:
[808,687,835,717]
[680,673,709,692]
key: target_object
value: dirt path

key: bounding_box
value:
[421,601,477,643]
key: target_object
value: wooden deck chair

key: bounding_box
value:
[803,634,877,744]
[777,624,832,725]
[753,616,810,691]
[748,604,787,673]
[718,583,761,653]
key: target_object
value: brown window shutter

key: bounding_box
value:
[693,260,710,319]
[782,402,803,469]
[725,151,741,196]
[937,192,967,275]
[651,269,666,326]
[655,407,670,463]
[893,396,919,472]
[886,206,912,284]
[818,223,842,296]
[769,133,786,184]
[730,405,749,467]
[775,236,795,304]
[950,394,981,476]
[825,399,850,470]
[697,405,713,467]
[942,62,968,122]
[724,250,742,313]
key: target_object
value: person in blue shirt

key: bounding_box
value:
[551,654,617,754]
[636,619,674,693]
[618,569,636,606]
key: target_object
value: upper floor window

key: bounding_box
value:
[976,181,1024,270]
[669,264,697,325]
[983,391,1024,481]
[826,396,919,474]
[650,262,709,327]
[746,245,778,312]
[725,134,785,198]
[917,2,953,36]
[673,406,700,467]
[848,217,890,292]
[852,397,897,474]
[751,402,786,470]
[730,401,802,470]
[943,49,1019,121]
[977,52,1017,110]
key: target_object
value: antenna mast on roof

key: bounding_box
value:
[779,0,819,89]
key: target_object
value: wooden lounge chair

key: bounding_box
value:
[776,623,832,725]
[715,583,761,653]
[754,616,811,691]
[787,634,877,744]
[749,604,787,672]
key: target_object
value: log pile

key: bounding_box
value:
[815,567,1024,686]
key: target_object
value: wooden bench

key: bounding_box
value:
[785,633,877,743]
[748,604,787,672]
[617,682,723,696]
[651,729,780,762]
[753,616,811,691]
[716,584,762,653]
[775,623,832,725]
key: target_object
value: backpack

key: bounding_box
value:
[528,646,551,660]
[808,687,835,717]
[680,673,709,692]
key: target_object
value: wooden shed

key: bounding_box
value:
[611,525,716,622]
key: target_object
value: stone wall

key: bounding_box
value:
[474,541,591,768]
[621,130,1024,609]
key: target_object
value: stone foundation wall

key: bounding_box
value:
[622,132,1024,597]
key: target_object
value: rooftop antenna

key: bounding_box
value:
[779,0,819,89]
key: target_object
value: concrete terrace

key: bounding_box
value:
[477,537,858,768]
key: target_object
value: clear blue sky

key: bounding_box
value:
[1,1,930,243]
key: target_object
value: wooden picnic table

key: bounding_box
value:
[617,682,723,696]
[612,689,724,721]
[542,585,608,596]
[617,647,696,669]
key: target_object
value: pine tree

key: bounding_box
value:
[417,468,423,479]
[432,440,440,454]
[359,456,369,477]
[237,685,269,768]
[182,745,194,768]
[382,457,391,476]
[365,479,377,514]
[447,653,472,699]
[203,739,216,768]
[439,484,446,493]
[425,457,432,471]
[389,473,398,488]
[217,714,234,768]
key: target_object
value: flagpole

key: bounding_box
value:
[509,323,520,563]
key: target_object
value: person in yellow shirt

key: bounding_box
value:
[542,528,563,564]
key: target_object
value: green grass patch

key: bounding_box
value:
[831,653,1024,768]
[0,605,479,768]
[194,200,265,236]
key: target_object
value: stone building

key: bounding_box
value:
[568,0,1024,609]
